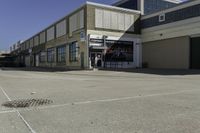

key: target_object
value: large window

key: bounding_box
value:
[95,9,134,31]
[105,40,134,62]
[47,27,55,41]
[56,20,67,38]
[144,0,177,14]
[57,46,66,63]
[69,42,78,62]
[34,36,39,46]
[69,10,84,36]
[40,32,46,44]
[47,48,54,62]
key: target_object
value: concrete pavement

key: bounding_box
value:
[0,69,200,133]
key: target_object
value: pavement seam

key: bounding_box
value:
[0,87,36,133]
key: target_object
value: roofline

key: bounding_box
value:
[21,3,87,45]
[86,1,141,14]
[113,0,182,6]
[163,0,182,4]
[113,0,131,6]
[142,0,199,20]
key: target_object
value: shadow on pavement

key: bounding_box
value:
[1,67,200,76]
[0,67,79,72]
[100,68,200,76]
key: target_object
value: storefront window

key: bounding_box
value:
[105,40,134,62]
[47,48,54,63]
[57,46,66,63]
[69,42,78,62]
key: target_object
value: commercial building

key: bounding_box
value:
[0,51,15,67]
[10,0,200,70]
[113,0,182,14]
[141,0,200,69]
[11,2,142,69]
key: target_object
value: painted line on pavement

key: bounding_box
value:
[1,89,198,115]
[0,110,16,114]
[23,89,199,112]
[0,87,36,133]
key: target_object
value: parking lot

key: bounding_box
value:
[0,68,200,133]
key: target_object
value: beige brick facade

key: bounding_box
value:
[15,2,142,69]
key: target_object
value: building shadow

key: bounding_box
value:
[0,67,79,72]
[100,14,200,76]
[100,68,200,76]
[1,67,200,76]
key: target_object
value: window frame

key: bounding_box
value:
[57,45,66,63]
[47,48,55,63]
[69,41,79,62]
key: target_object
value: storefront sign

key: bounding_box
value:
[89,38,104,44]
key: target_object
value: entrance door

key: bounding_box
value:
[81,52,84,69]
[96,53,102,67]
[91,53,96,67]
[90,52,102,68]
[191,37,200,69]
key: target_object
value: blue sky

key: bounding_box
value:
[0,0,117,51]
[0,0,187,51]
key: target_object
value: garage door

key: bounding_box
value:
[191,37,200,69]
[142,36,190,69]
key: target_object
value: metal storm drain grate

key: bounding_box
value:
[2,99,53,108]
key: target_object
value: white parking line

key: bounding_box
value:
[0,110,16,114]
[1,89,198,115]
[0,87,36,133]
[0,87,11,101]
[23,89,199,112]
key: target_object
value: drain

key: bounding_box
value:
[2,98,53,108]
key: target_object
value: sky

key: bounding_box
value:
[0,0,187,51]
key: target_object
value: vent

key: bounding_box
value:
[2,99,53,108]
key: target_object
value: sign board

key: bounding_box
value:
[90,38,104,43]
[80,31,85,42]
